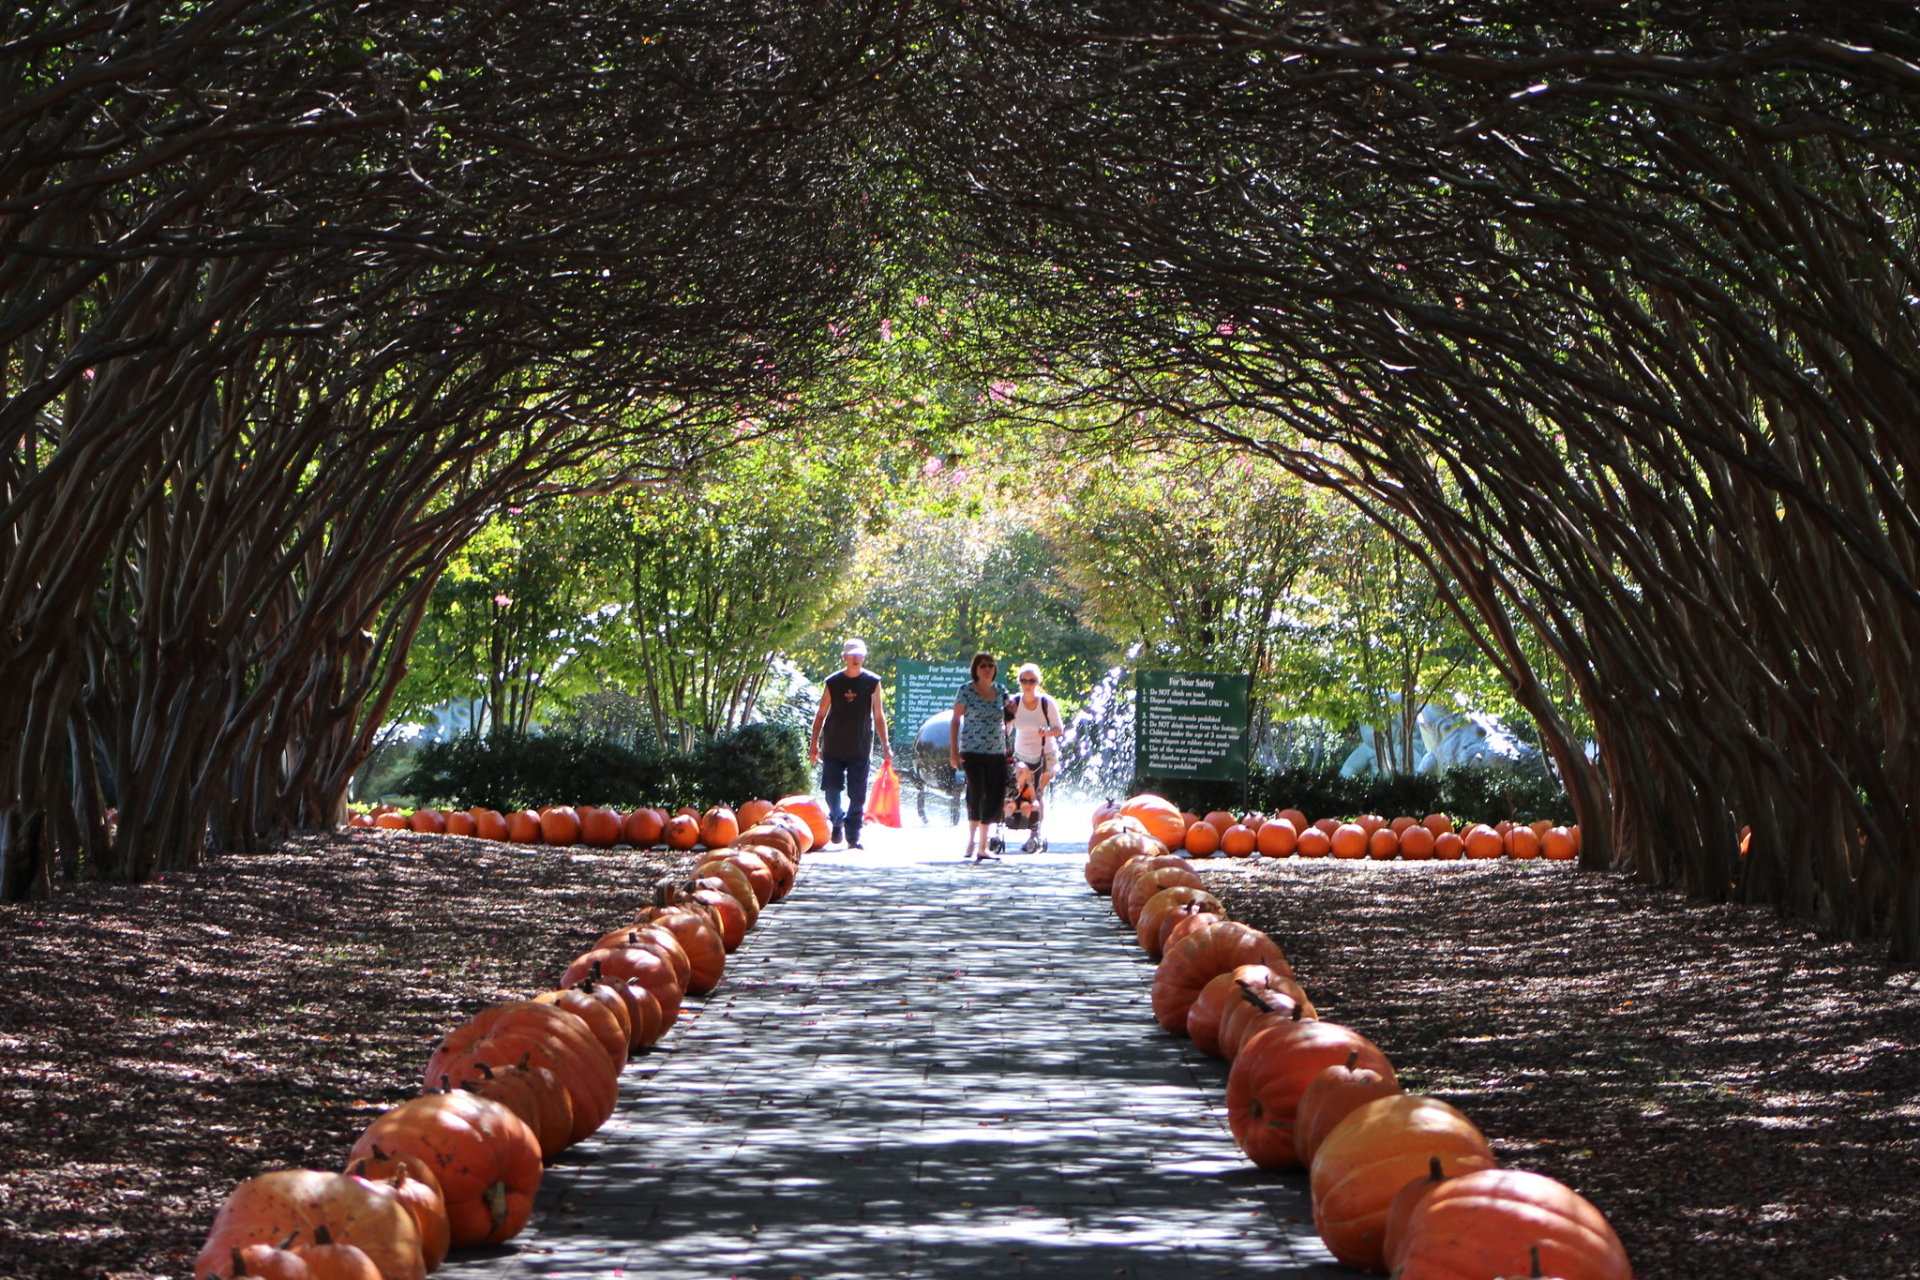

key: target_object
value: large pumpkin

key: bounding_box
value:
[1084,830,1167,894]
[469,808,509,841]
[1134,887,1224,958]
[1255,817,1298,857]
[1390,1168,1631,1280]
[346,1156,451,1273]
[538,806,582,846]
[623,806,666,847]
[700,805,740,848]
[736,798,776,828]
[1183,820,1221,857]
[422,1001,617,1147]
[1122,864,1205,925]
[1220,824,1259,857]
[1217,974,1319,1060]
[1293,1049,1405,1166]
[577,806,622,847]
[1309,1094,1497,1272]
[347,1091,543,1248]
[445,1058,574,1161]
[1190,963,1314,1059]
[563,942,685,1031]
[1150,921,1292,1035]
[193,1170,424,1280]
[442,810,476,838]
[631,905,727,995]
[662,813,701,850]
[1110,853,1190,919]
[1118,793,1187,847]
[1226,1018,1396,1170]
[531,984,630,1070]
[772,795,832,849]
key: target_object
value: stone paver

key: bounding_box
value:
[436,829,1343,1280]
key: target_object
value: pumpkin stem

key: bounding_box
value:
[1531,1245,1543,1277]
[1345,1050,1359,1070]
[1428,1156,1444,1182]
[230,1246,249,1277]
[313,1224,335,1246]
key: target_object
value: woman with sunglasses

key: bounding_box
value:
[1007,663,1063,851]
[948,651,1010,862]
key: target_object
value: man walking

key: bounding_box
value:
[808,638,892,849]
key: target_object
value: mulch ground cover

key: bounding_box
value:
[1,833,1915,1279]
[0,830,693,1280]
[1203,859,1920,1280]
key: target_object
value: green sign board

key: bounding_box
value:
[1134,670,1251,782]
[893,660,974,739]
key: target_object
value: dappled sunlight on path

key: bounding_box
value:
[436,827,1340,1279]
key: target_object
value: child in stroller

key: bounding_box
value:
[988,756,1048,856]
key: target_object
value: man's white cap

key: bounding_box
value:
[842,638,868,657]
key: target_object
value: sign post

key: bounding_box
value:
[1133,670,1251,784]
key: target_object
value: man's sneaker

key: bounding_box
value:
[830,821,844,846]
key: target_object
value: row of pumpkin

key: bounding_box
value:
[1095,795,1581,863]
[1087,795,1630,1280]
[192,797,837,1280]
[350,797,812,852]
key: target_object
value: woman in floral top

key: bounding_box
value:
[948,651,1010,862]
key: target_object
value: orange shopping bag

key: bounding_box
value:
[867,758,903,828]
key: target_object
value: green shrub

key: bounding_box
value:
[395,722,809,812]
[690,722,808,808]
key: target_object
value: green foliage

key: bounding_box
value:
[395,721,809,812]
[690,723,809,808]
[795,481,1118,712]
[1132,760,1572,827]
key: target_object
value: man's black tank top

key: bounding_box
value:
[820,670,881,759]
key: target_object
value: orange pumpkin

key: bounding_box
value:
[1150,921,1292,1035]
[407,808,445,834]
[210,1241,314,1280]
[193,1170,424,1280]
[1390,816,1418,835]
[1255,817,1298,857]
[1201,809,1237,833]
[1463,823,1504,858]
[1122,864,1205,925]
[346,1156,451,1273]
[442,810,476,838]
[1293,1049,1405,1166]
[347,1091,543,1248]
[736,798,776,828]
[1085,830,1167,893]
[1309,1094,1497,1272]
[1295,827,1332,857]
[1220,824,1258,857]
[1391,1168,1631,1280]
[1508,824,1542,860]
[694,856,765,910]
[1279,807,1309,831]
[374,812,409,830]
[1368,826,1400,860]
[1187,964,1303,1059]
[563,943,685,1032]
[291,1226,381,1280]
[1217,973,1319,1060]
[539,805,582,846]
[1227,1018,1396,1170]
[1184,820,1222,857]
[663,813,701,850]
[700,805,739,848]
[422,1001,617,1147]
[446,1058,574,1161]
[1432,830,1465,860]
[1110,854,1190,919]
[506,809,542,843]
[1422,812,1454,836]
[469,808,509,841]
[1330,822,1368,859]
[577,806,622,846]
[772,794,832,849]
[1135,887,1224,958]
[624,806,666,847]
[630,905,726,995]
[1118,793,1187,847]
[531,985,630,1070]
[1543,826,1577,860]
[1398,824,1436,859]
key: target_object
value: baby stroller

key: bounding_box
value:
[987,751,1050,855]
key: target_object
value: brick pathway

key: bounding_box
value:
[435,830,1342,1279]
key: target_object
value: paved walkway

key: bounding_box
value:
[438,827,1343,1280]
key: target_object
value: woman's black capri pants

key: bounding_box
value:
[961,751,1009,824]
